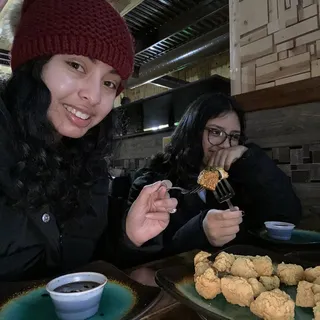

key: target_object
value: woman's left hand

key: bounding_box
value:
[126,181,178,247]
[209,145,248,170]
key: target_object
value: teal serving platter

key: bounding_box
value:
[0,261,161,320]
[155,245,315,320]
[249,228,320,245]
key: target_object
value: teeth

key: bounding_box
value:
[64,105,90,120]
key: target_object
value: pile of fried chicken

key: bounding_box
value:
[194,251,320,320]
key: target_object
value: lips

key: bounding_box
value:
[63,104,91,120]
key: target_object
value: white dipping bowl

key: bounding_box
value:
[264,221,295,241]
[46,272,107,320]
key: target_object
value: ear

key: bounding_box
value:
[0,0,24,48]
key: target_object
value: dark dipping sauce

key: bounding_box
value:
[54,281,100,293]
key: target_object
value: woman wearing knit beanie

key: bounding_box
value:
[0,0,177,280]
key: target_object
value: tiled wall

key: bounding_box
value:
[230,0,320,95]
[265,144,320,182]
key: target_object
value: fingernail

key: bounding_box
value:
[161,180,172,189]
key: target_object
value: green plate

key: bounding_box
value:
[0,282,136,320]
[155,245,314,320]
[250,228,320,245]
[0,261,161,320]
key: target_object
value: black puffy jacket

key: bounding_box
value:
[0,99,110,281]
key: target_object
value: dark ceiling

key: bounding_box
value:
[127,0,229,67]
[0,0,229,84]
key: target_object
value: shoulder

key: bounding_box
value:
[128,168,167,198]
[245,142,263,152]
[132,169,163,189]
[150,153,172,173]
[230,143,271,173]
[243,143,272,162]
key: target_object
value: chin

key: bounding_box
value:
[55,127,88,139]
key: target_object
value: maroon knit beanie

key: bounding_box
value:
[10,0,135,93]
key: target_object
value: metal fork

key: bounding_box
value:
[161,180,204,195]
[168,185,204,195]
[213,179,236,211]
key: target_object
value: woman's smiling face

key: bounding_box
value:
[43,54,121,138]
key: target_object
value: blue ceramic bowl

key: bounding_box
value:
[46,272,107,320]
[264,221,295,241]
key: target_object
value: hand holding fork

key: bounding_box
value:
[162,176,236,211]
[161,177,242,247]
[203,178,243,247]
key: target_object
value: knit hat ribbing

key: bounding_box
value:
[11,0,135,86]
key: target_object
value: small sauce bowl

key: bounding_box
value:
[46,272,107,320]
[264,221,295,241]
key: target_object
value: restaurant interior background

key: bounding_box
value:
[0,0,319,231]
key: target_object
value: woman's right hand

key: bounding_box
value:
[202,208,243,247]
[126,181,178,247]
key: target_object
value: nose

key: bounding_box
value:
[221,136,231,149]
[79,77,101,106]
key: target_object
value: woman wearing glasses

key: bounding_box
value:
[125,93,301,263]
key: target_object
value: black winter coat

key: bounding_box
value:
[0,99,110,281]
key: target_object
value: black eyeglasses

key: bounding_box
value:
[205,127,245,147]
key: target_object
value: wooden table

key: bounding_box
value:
[0,250,201,319]
[125,240,320,319]
[126,250,202,320]
[2,240,317,319]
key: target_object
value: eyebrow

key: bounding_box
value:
[109,69,120,75]
[207,124,224,130]
[207,124,241,134]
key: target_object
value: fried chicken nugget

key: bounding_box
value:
[277,262,304,285]
[250,289,295,320]
[315,277,320,285]
[313,283,320,294]
[195,268,221,300]
[314,303,320,320]
[212,252,235,273]
[313,284,320,304]
[259,276,280,291]
[221,276,254,307]
[235,255,255,260]
[296,281,315,307]
[195,261,212,278]
[315,293,320,304]
[305,266,320,282]
[252,256,274,277]
[248,278,266,298]
[231,258,258,278]
[194,251,211,265]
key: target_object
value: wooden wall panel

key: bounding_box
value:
[238,0,269,35]
[230,0,320,95]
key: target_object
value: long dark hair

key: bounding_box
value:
[0,57,116,220]
[150,92,246,187]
